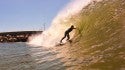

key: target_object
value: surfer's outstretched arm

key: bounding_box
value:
[73,28,76,29]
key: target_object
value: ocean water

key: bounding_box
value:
[0,43,63,70]
[0,42,125,70]
[0,43,80,70]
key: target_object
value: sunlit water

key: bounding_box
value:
[0,43,82,70]
[0,43,61,70]
[0,41,125,70]
[0,42,104,70]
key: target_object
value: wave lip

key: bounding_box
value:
[28,0,95,47]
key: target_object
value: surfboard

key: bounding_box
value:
[55,40,72,47]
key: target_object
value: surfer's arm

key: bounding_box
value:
[73,28,76,29]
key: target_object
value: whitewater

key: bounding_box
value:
[28,0,101,47]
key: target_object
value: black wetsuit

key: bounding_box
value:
[60,27,75,43]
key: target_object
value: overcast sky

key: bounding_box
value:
[0,0,70,32]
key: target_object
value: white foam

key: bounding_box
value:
[28,0,99,47]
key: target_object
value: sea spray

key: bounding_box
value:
[28,0,99,47]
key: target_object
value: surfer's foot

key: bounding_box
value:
[60,41,62,44]
[66,39,69,41]
[67,39,71,42]
[68,40,72,43]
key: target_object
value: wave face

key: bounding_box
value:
[28,0,97,47]
[27,0,125,69]
[70,0,125,69]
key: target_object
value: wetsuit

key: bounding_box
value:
[60,26,75,43]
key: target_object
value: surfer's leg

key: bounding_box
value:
[60,33,67,43]
[67,34,70,41]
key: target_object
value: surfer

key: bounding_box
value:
[60,25,76,43]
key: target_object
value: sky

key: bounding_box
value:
[0,0,70,32]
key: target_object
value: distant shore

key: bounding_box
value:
[0,31,42,43]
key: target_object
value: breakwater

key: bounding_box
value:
[0,31,42,42]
